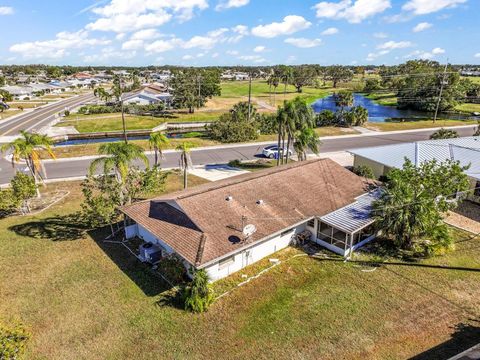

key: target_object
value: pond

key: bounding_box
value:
[311,93,474,122]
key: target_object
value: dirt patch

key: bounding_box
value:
[445,202,480,233]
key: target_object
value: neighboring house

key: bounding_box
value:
[122,87,172,106]
[349,136,480,204]
[121,159,378,281]
[0,85,34,100]
[29,83,55,94]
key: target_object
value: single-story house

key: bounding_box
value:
[349,136,480,204]
[122,89,172,106]
[0,85,34,100]
[121,159,379,281]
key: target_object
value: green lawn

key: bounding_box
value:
[462,76,480,84]
[365,119,479,132]
[455,103,480,113]
[364,92,398,107]
[1,180,479,359]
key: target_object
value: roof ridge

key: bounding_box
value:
[168,158,330,201]
[195,234,207,266]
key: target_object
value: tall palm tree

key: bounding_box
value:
[89,142,148,184]
[148,131,169,167]
[176,142,194,189]
[294,127,320,161]
[281,66,293,100]
[1,131,56,197]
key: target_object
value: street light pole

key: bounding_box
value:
[433,60,449,124]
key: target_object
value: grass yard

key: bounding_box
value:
[364,92,398,107]
[1,179,479,359]
[364,119,479,132]
[0,109,23,120]
[455,103,480,113]
[7,101,49,109]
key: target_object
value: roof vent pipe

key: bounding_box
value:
[256,200,265,205]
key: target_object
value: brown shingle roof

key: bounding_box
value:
[121,159,370,267]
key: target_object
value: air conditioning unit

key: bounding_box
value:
[139,243,162,264]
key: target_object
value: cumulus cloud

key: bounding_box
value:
[321,27,339,35]
[314,0,391,23]
[475,53,480,58]
[238,55,266,63]
[86,0,208,32]
[131,28,162,40]
[253,46,266,53]
[144,38,182,53]
[373,32,388,38]
[377,40,413,50]
[122,39,144,50]
[285,38,322,48]
[402,0,466,15]
[404,47,445,60]
[251,15,311,38]
[0,6,14,15]
[216,0,249,11]
[10,30,110,59]
[413,22,433,32]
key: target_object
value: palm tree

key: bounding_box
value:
[89,142,148,184]
[176,142,194,189]
[293,127,320,161]
[148,131,169,167]
[1,131,56,197]
[281,66,293,100]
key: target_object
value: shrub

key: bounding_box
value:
[316,110,337,127]
[207,103,259,143]
[78,105,120,114]
[0,189,18,217]
[157,255,187,284]
[183,270,214,313]
[0,322,30,359]
[64,110,70,117]
[228,159,242,167]
[353,165,375,179]
[430,128,459,140]
[258,113,277,135]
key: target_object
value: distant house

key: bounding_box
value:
[0,85,34,100]
[349,136,480,204]
[121,159,378,281]
[122,85,172,106]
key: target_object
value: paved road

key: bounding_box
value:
[1,125,477,185]
[0,93,96,136]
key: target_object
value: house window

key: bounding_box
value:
[306,219,315,228]
[474,181,480,197]
[218,255,235,269]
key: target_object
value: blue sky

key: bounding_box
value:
[0,0,478,66]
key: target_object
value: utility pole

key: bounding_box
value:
[433,60,449,124]
[247,73,252,122]
[120,77,127,144]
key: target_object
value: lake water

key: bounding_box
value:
[311,93,473,123]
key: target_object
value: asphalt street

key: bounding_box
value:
[1,124,477,185]
[0,93,96,136]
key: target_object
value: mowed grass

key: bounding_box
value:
[365,119,479,131]
[1,180,479,359]
[364,92,398,107]
[455,103,480,113]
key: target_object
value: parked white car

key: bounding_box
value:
[262,145,293,159]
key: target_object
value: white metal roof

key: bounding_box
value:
[349,136,480,180]
[320,190,380,234]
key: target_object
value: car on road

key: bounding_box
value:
[262,145,293,159]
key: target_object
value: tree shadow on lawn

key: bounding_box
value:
[88,228,173,298]
[8,213,89,241]
[410,321,480,360]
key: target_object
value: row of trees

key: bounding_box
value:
[207,97,320,162]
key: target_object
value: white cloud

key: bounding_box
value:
[314,0,391,23]
[253,46,266,53]
[121,39,144,50]
[402,0,466,15]
[10,30,110,59]
[83,47,136,63]
[475,53,480,58]
[405,47,446,60]
[131,28,162,40]
[86,0,208,32]
[377,40,413,50]
[374,32,388,38]
[366,49,390,61]
[232,25,249,35]
[238,55,266,63]
[251,15,311,38]
[182,54,194,60]
[285,37,322,48]
[413,22,433,32]
[144,38,181,53]
[216,0,249,11]
[211,52,219,58]
[321,27,339,35]
[226,50,239,55]
[0,6,14,15]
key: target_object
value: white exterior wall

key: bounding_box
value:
[203,223,306,282]
[353,156,386,179]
